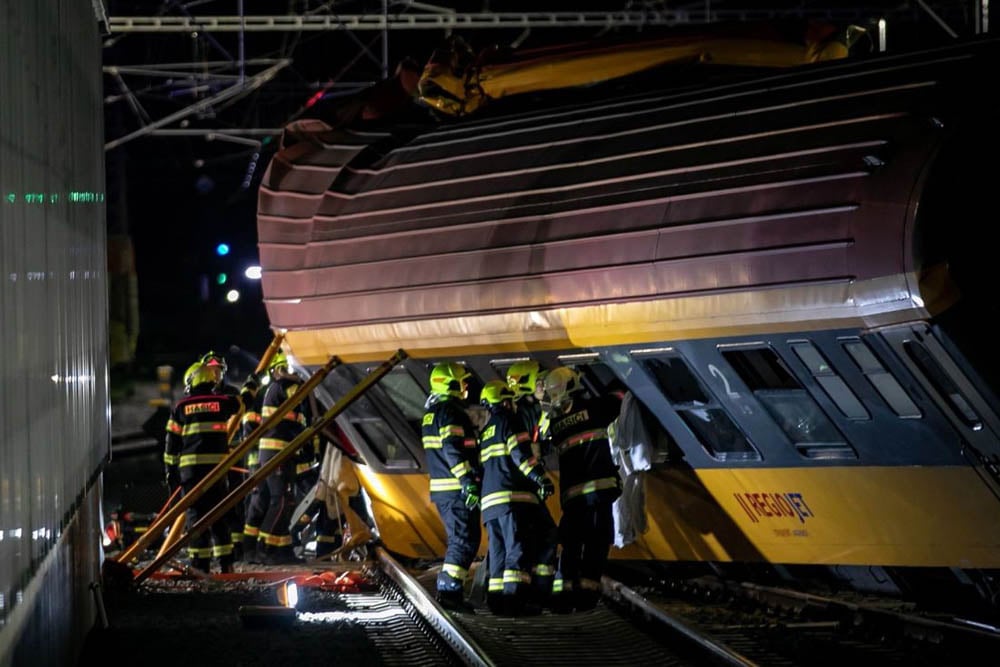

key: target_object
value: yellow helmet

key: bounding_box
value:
[480,379,516,407]
[199,350,227,374]
[429,362,471,398]
[267,349,289,373]
[506,360,540,397]
[543,366,583,409]
[187,361,223,392]
[182,361,202,394]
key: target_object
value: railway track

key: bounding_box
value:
[83,550,1000,666]
[601,573,1000,667]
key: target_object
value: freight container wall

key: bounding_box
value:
[0,3,108,666]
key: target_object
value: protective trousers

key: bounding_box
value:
[242,460,269,559]
[258,447,297,561]
[432,495,481,597]
[557,498,614,606]
[485,508,532,613]
[182,475,234,573]
[527,503,559,602]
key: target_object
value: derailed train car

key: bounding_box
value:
[256,26,1000,614]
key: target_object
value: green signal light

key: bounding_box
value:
[216,272,228,285]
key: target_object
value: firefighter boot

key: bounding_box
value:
[243,536,261,564]
[436,589,474,613]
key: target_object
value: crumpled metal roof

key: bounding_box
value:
[257,36,994,364]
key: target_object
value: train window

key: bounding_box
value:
[902,340,982,430]
[842,340,921,419]
[351,417,418,469]
[789,341,869,420]
[721,347,855,458]
[577,361,622,397]
[377,367,427,424]
[326,364,422,470]
[637,354,759,460]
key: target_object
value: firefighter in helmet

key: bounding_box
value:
[195,350,259,561]
[478,380,555,615]
[505,360,559,605]
[421,361,482,610]
[239,350,288,563]
[543,366,622,611]
[163,357,244,573]
[256,349,312,564]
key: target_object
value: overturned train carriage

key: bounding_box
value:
[257,36,1000,609]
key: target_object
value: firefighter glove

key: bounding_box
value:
[165,467,180,490]
[461,481,481,509]
[535,474,555,500]
[241,373,260,396]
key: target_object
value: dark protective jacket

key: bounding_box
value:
[259,376,314,465]
[547,393,622,507]
[421,396,480,498]
[239,388,264,469]
[479,405,546,522]
[164,385,243,484]
[514,395,543,442]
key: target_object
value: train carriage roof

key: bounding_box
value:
[256,27,999,365]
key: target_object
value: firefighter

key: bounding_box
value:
[506,361,545,450]
[505,360,559,604]
[256,352,312,565]
[197,350,258,561]
[421,362,482,610]
[543,366,622,611]
[478,380,555,615]
[164,357,250,574]
[239,351,285,564]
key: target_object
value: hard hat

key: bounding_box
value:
[267,349,288,373]
[543,366,583,409]
[506,360,540,397]
[182,361,202,394]
[480,379,516,406]
[188,362,223,391]
[429,362,471,398]
[199,350,227,374]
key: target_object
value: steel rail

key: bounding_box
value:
[602,575,759,667]
[375,546,493,667]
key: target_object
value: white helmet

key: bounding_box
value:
[543,366,583,410]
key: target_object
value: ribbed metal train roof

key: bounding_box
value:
[256,37,998,362]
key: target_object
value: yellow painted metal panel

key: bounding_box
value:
[355,467,489,559]
[692,466,1000,568]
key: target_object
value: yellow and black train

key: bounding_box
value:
[255,27,1000,613]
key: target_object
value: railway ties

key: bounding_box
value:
[378,547,754,666]
[92,546,1000,666]
[608,575,1000,667]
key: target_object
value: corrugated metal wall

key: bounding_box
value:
[0,2,108,665]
